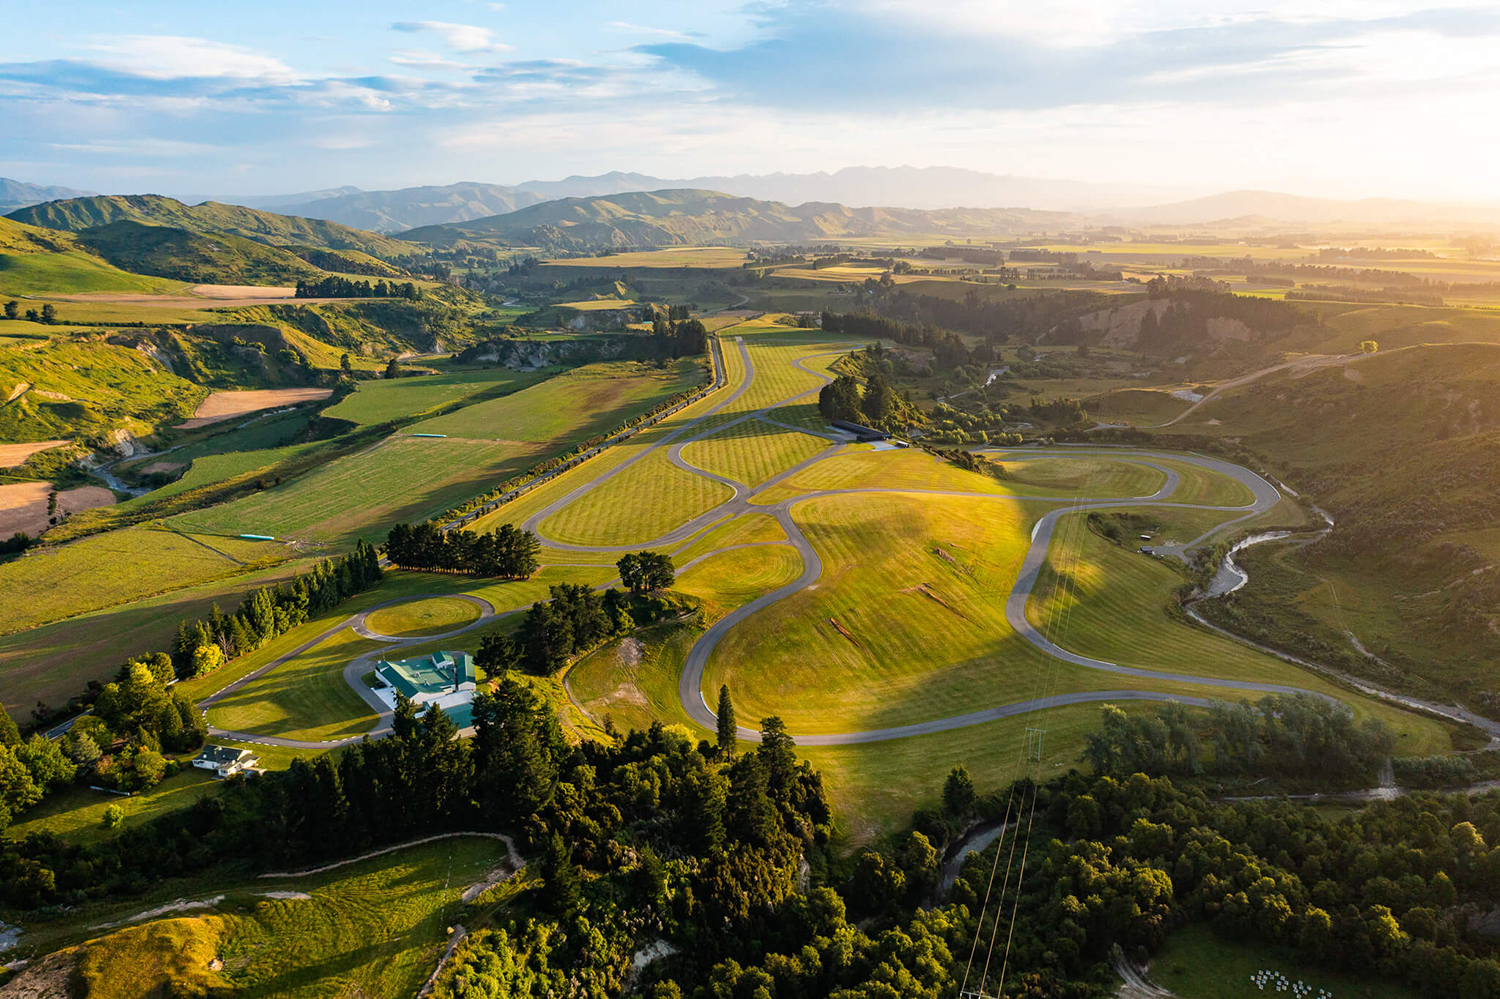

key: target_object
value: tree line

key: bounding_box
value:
[384,521,541,579]
[294,276,423,300]
[1081,694,1396,782]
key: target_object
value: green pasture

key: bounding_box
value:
[671,510,787,562]
[322,367,544,426]
[206,627,381,742]
[0,559,311,722]
[467,358,749,537]
[759,447,1012,501]
[1087,387,1192,426]
[5,766,221,846]
[538,444,733,546]
[410,358,703,443]
[169,436,540,547]
[1026,513,1450,753]
[0,249,185,295]
[1002,455,1167,498]
[674,543,803,619]
[0,527,289,635]
[364,596,481,638]
[680,418,829,486]
[1148,923,1420,999]
[62,836,507,999]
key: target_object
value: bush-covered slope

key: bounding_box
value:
[75,221,324,286]
[8,194,412,258]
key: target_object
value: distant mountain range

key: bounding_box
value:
[402,188,1080,250]
[1110,189,1500,227]
[5,194,412,258]
[211,169,1186,233]
[0,177,98,213]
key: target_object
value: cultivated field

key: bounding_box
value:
[206,627,381,742]
[0,527,289,635]
[176,387,334,428]
[0,481,114,536]
[320,367,543,426]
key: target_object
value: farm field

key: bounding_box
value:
[539,444,734,545]
[679,417,830,485]
[409,358,704,442]
[0,526,290,635]
[322,367,544,426]
[176,387,333,428]
[168,436,541,547]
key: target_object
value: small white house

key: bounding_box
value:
[192,745,260,778]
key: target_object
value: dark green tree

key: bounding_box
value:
[716,684,737,759]
[2,301,17,320]
[943,764,975,815]
[541,832,582,916]
[384,357,400,379]
[340,353,354,377]
[818,373,863,423]
[39,303,56,324]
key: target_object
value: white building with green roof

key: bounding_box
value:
[373,650,477,715]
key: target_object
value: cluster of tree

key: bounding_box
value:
[0,530,34,555]
[1027,395,1088,424]
[384,522,541,579]
[617,550,675,595]
[1081,695,1396,782]
[504,585,646,675]
[821,312,989,374]
[817,369,903,427]
[0,712,80,833]
[868,287,1112,345]
[647,312,709,357]
[294,276,422,300]
[1288,286,1445,307]
[3,300,56,323]
[171,541,383,681]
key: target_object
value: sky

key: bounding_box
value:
[2,0,1499,202]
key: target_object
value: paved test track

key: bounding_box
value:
[200,331,1343,750]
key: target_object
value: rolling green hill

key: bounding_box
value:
[0,217,186,295]
[7,194,412,259]
[1163,342,1500,708]
[401,188,1077,250]
[74,221,324,286]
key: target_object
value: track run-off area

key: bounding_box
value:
[199,321,1438,767]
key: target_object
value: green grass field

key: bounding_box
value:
[680,418,830,485]
[1003,455,1167,497]
[0,249,185,295]
[205,627,381,742]
[364,596,481,637]
[1148,923,1420,999]
[322,367,544,426]
[169,436,541,547]
[64,836,507,999]
[410,359,703,443]
[538,444,734,546]
[0,527,289,635]
[674,543,803,619]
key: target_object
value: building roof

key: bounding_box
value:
[376,650,476,698]
[195,745,252,766]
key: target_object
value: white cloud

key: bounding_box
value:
[87,35,299,81]
[608,21,691,40]
[389,50,473,72]
[391,21,511,54]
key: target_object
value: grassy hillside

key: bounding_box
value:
[8,193,412,258]
[73,220,324,285]
[0,216,186,295]
[1164,342,1500,708]
[402,188,1078,250]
